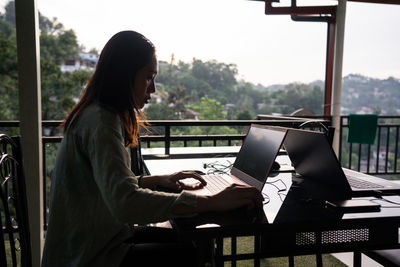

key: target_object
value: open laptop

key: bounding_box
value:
[283,128,400,199]
[185,124,287,195]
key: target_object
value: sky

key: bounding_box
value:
[3,0,400,86]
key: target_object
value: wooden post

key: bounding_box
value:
[14,0,44,266]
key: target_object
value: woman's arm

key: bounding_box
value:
[139,171,207,191]
[172,184,264,215]
[139,172,264,214]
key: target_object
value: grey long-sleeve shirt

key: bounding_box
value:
[41,103,197,267]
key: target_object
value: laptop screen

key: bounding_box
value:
[233,126,286,183]
[284,128,352,200]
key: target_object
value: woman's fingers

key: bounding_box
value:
[178,180,205,190]
[214,184,264,210]
[173,171,207,186]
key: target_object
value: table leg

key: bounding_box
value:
[289,255,294,267]
[316,253,323,267]
[353,251,362,267]
[195,238,216,267]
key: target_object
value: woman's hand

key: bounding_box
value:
[172,183,264,215]
[206,184,264,211]
[139,171,207,191]
[157,171,207,191]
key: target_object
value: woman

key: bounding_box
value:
[42,30,263,267]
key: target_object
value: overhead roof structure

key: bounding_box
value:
[258,0,400,116]
[254,0,400,154]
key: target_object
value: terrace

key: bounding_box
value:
[1,0,400,266]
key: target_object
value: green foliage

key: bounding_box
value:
[144,98,177,120]
[0,0,92,121]
[0,18,18,120]
[236,109,254,120]
[193,96,226,120]
[275,83,323,115]
[191,96,238,135]
[148,58,329,125]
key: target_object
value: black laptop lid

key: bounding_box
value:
[284,128,352,200]
[232,125,286,184]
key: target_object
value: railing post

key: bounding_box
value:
[357,144,361,172]
[42,143,47,229]
[165,125,170,155]
[385,127,390,173]
[349,142,353,169]
[376,127,381,172]
[338,116,344,163]
[394,126,399,173]
[367,144,371,173]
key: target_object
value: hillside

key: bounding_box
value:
[279,74,400,115]
[341,74,400,115]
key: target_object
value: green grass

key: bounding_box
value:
[5,239,21,267]
[222,236,347,267]
[4,235,347,267]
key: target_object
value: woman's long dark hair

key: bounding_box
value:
[61,31,155,147]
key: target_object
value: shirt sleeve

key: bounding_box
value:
[87,116,197,224]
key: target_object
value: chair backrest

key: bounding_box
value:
[298,120,335,146]
[130,140,150,176]
[0,134,32,267]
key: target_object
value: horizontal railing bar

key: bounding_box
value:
[140,134,246,141]
[146,119,322,126]
[342,123,400,127]
[0,120,19,127]
[340,115,400,119]
[42,136,63,143]
[1,118,329,127]
[143,152,239,160]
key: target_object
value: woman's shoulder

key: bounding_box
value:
[76,103,122,132]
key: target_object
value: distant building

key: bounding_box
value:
[224,103,235,111]
[158,61,169,68]
[357,107,374,114]
[61,51,98,72]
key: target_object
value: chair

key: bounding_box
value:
[353,241,400,267]
[130,140,150,176]
[362,249,400,267]
[298,120,335,146]
[347,115,400,266]
[0,134,32,267]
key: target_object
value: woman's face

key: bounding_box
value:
[133,54,158,109]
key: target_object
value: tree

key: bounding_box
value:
[2,0,15,26]
[193,96,226,120]
[190,96,237,136]
[0,0,92,121]
[0,17,18,120]
[191,59,237,104]
[273,83,323,115]
[236,110,253,120]
[144,99,176,120]
[167,85,193,119]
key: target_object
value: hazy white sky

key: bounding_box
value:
[3,0,400,86]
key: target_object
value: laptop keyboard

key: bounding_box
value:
[203,174,232,194]
[347,176,384,189]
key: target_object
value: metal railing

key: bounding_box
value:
[2,116,399,175]
[2,115,400,228]
[339,116,400,177]
[138,117,330,159]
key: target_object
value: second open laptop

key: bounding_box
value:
[283,128,400,198]
[186,124,287,196]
